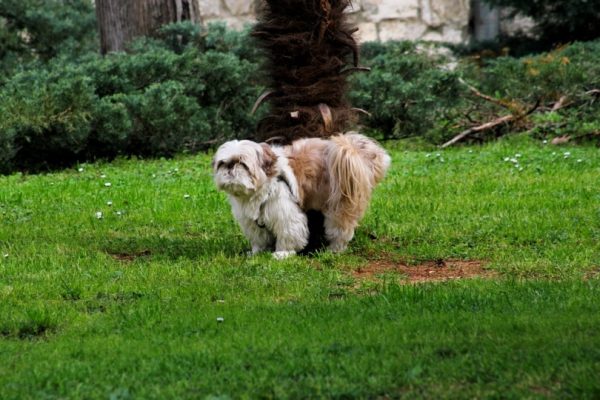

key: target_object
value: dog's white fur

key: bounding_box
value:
[213,132,390,256]
[213,140,308,259]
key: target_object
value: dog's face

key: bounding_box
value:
[213,140,277,197]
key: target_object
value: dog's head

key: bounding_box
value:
[213,140,278,197]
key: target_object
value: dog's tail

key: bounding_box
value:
[326,133,391,223]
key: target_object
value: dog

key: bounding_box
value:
[213,140,309,259]
[213,132,390,257]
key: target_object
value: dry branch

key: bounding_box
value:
[441,100,540,148]
[551,95,571,111]
[441,115,515,148]
[459,78,513,110]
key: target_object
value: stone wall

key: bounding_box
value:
[198,0,472,43]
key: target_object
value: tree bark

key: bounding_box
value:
[95,0,201,54]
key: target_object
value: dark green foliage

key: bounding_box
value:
[351,39,600,144]
[483,0,600,45]
[0,0,97,76]
[0,24,262,172]
[1,17,598,172]
[351,41,463,141]
[461,40,600,143]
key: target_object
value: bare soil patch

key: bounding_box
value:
[107,250,151,262]
[353,258,494,283]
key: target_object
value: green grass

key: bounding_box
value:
[1,137,599,399]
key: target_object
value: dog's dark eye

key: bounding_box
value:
[217,161,225,169]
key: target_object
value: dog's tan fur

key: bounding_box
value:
[283,132,390,252]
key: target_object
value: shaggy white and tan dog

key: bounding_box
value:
[213,132,390,257]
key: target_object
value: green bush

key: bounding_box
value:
[0,67,96,171]
[461,40,600,142]
[0,24,262,172]
[351,41,463,141]
[1,20,598,173]
[0,0,97,77]
[351,39,600,144]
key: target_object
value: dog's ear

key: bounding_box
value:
[259,143,278,177]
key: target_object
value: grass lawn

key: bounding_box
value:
[1,137,599,399]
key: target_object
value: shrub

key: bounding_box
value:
[0,0,97,77]
[1,22,598,173]
[455,40,600,144]
[350,41,463,141]
[0,24,262,172]
[0,67,96,171]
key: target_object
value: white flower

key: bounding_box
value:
[515,154,522,158]
[107,201,113,206]
[504,157,510,162]
[116,211,123,216]
[510,158,518,163]
[468,150,473,153]
[436,153,441,157]
[425,153,431,158]
[104,182,112,187]
[515,164,520,168]
[184,194,191,199]
[519,167,524,172]
[78,167,84,172]
[3,253,8,258]
[152,174,157,178]
[577,159,583,163]
[440,158,445,163]
[100,174,107,178]
[217,317,224,323]
[174,168,179,172]
[543,140,548,144]
[564,152,571,157]
[95,211,103,219]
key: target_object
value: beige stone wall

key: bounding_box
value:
[198,0,472,43]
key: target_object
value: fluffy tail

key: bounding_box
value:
[326,133,391,223]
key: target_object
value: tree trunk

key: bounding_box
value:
[95,0,201,54]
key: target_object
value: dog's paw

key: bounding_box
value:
[327,242,348,253]
[272,251,295,260]
[251,246,267,255]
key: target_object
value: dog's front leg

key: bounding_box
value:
[270,204,309,260]
[238,217,274,255]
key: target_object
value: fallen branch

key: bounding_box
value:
[551,95,571,111]
[459,78,513,110]
[441,115,515,148]
[441,99,540,148]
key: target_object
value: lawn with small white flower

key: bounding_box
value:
[1,137,599,399]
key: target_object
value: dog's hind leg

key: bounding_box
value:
[324,214,357,253]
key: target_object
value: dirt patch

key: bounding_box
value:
[107,250,151,262]
[353,258,494,283]
[584,267,600,280]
